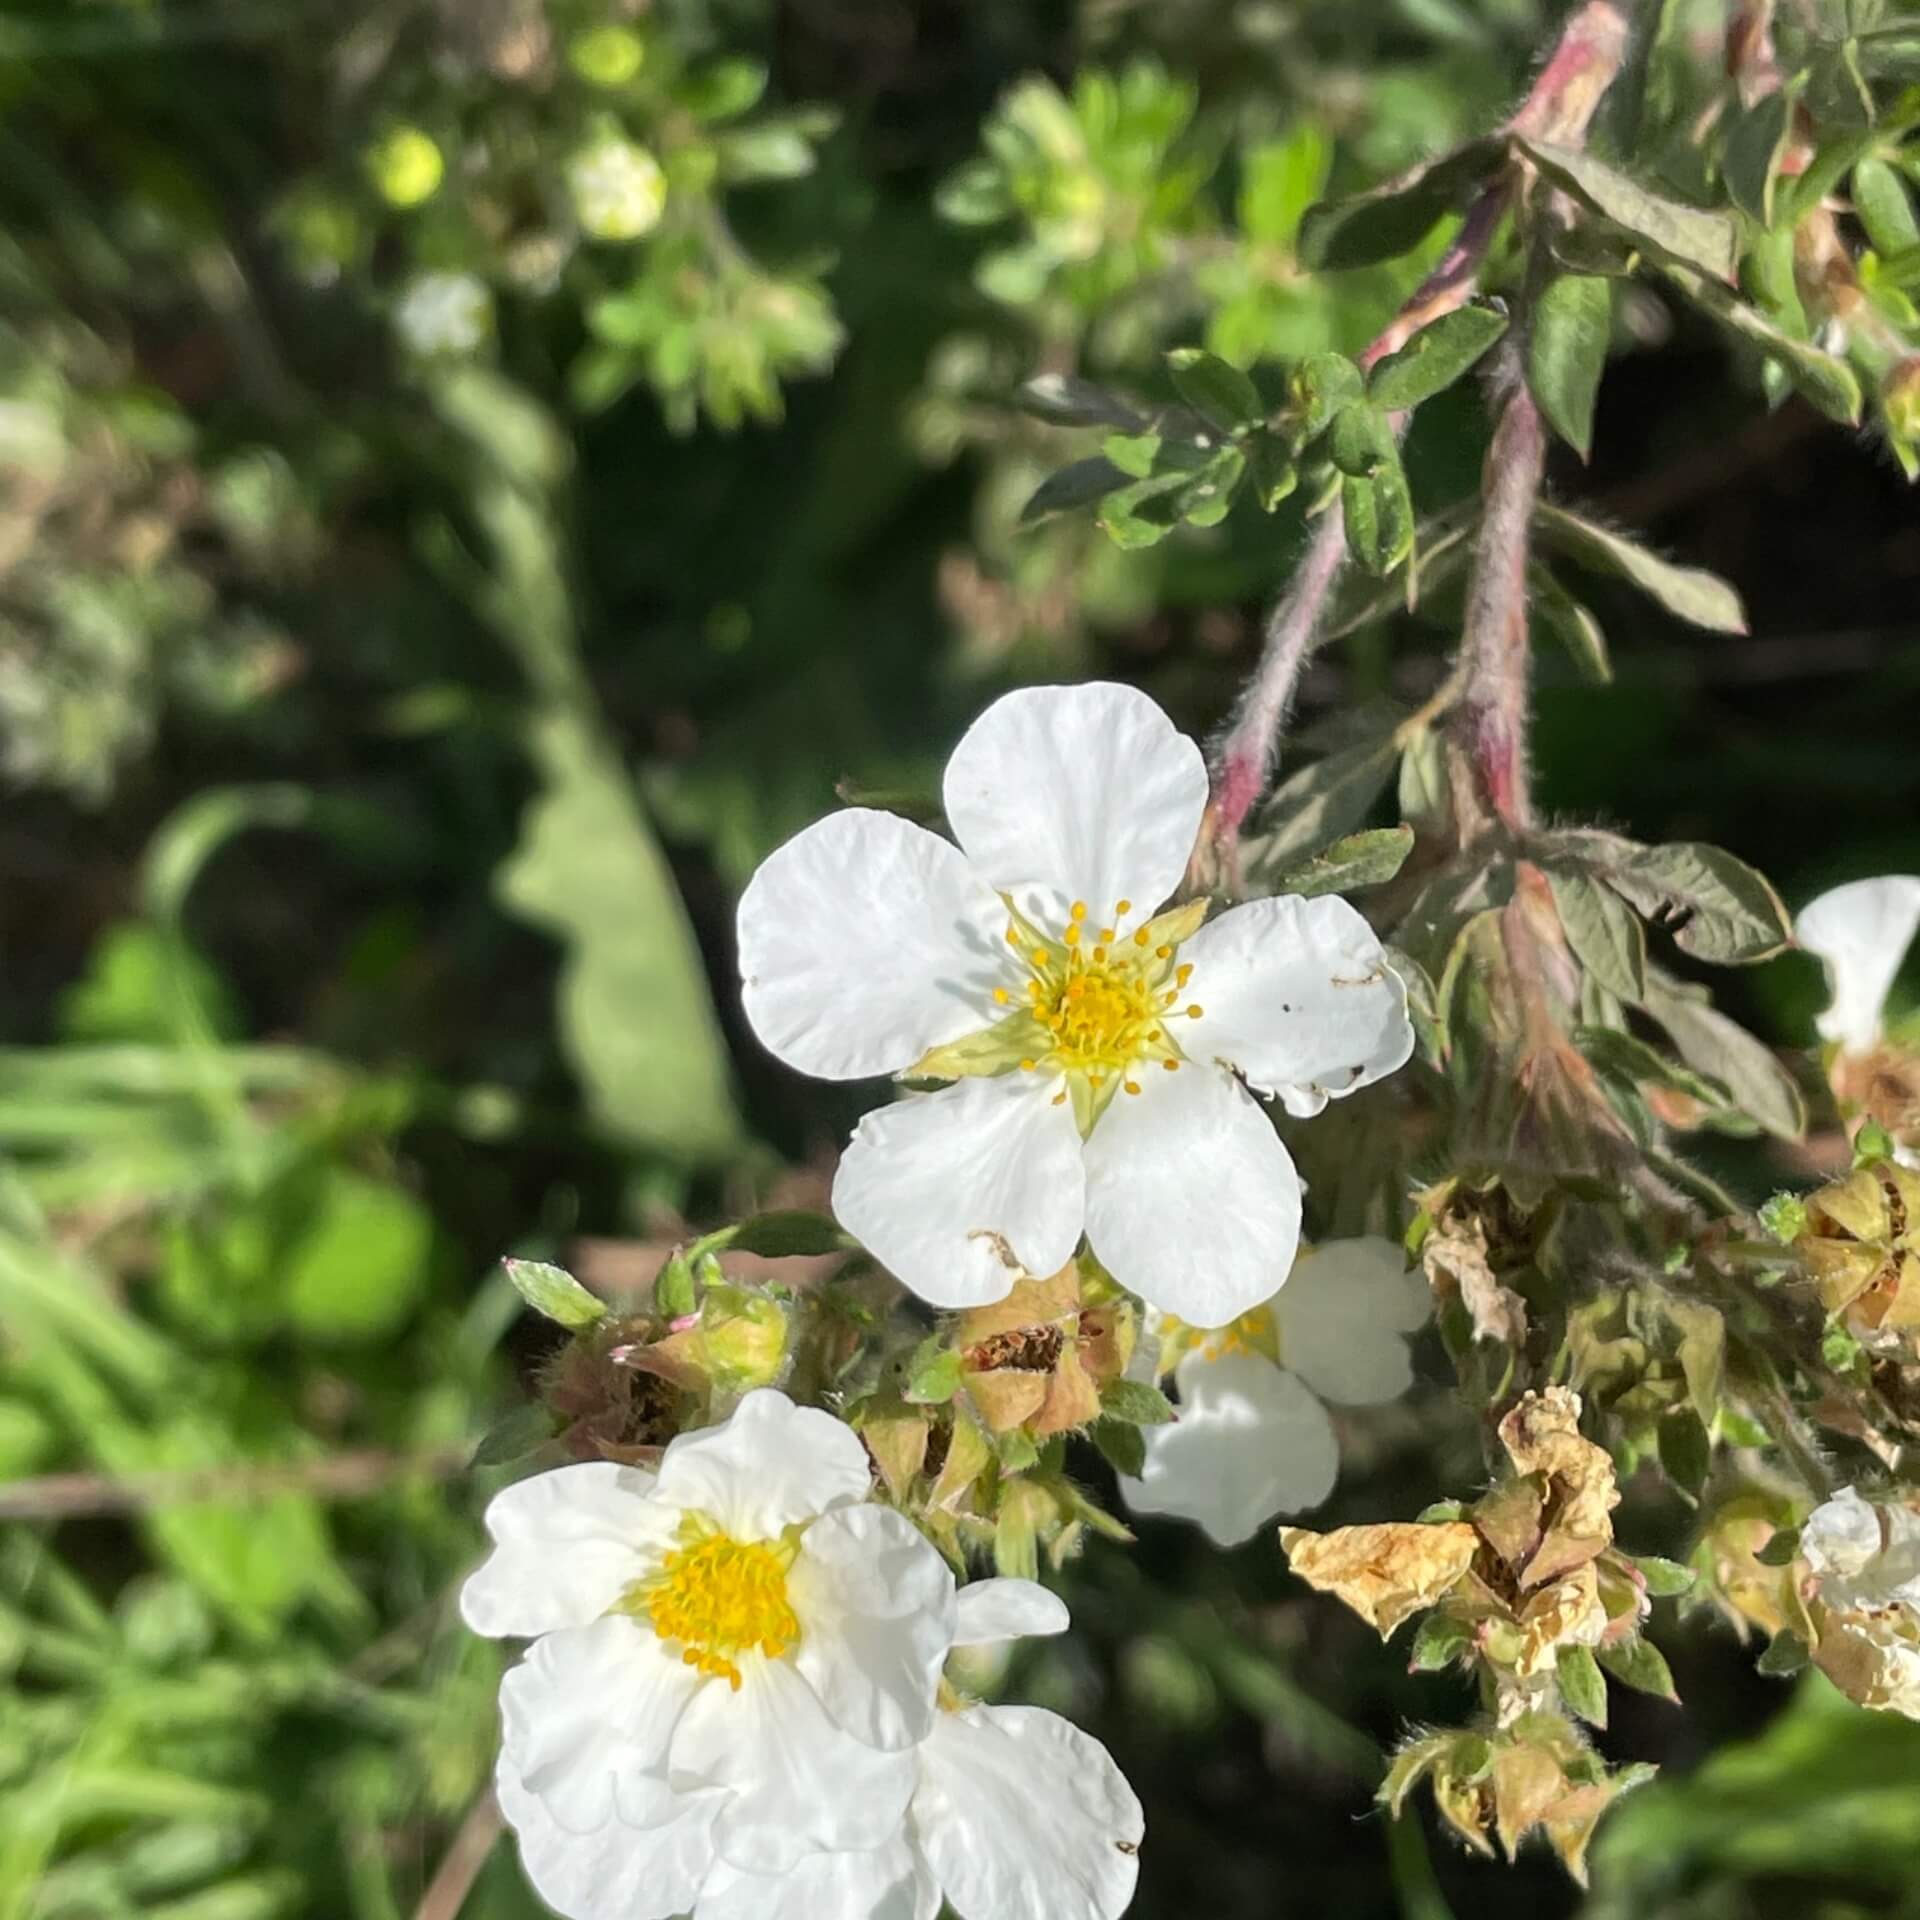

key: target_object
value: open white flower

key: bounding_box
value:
[1121,1237,1429,1547]
[394,271,493,356]
[568,137,667,241]
[737,681,1413,1327]
[1797,876,1920,1055]
[693,1578,1143,1920]
[462,1389,955,1913]
[1804,1485,1920,1615]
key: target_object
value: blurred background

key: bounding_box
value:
[3,0,1919,1915]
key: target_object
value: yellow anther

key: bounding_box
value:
[1133,928,1150,947]
[1163,1059,1179,1071]
[1020,1057,1037,1071]
[1064,923,1082,947]
[1156,944,1173,959]
[1052,1089,1067,1105]
[1098,928,1115,943]
[1005,927,1020,947]
[1116,899,1132,915]
[993,987,1010,1005]
[636,1518,799,1692]
[1187,1003,1204,1018]
[1124,1080,1141,1095]
[1175,964,1194,987]
[1070,901,1088,921]
[1093,946,1108,962]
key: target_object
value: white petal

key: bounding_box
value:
[952,1578,1070,1646]
[461,1462,675,1639]
[738,808,1014,1080]
[672,1654,917,1873]
[498,1747,721,1920]
[696,1837,937,1920]
[914,1705,1143,1920]
[1796,876,1920,1051]
[1082,1063,1301,1328]
[941,682,1207,918]
[1122,1351,1338,1546]
[654,1389,872,1539]
[498,1617,703,1833]
[790,1505,956,1751]
[1277,1237,1429,1407]
[833,1075,1086,1310]
[1180,894,1414,1115]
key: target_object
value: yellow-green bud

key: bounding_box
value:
[692,1281,789,1391]
[366,126,444,208]
[1883,356,1920,443]
[569,24,646,87]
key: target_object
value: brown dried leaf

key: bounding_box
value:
[966,1369,1051,1434]
[1475,1474,1547,1572]
[957,1266,1081,1347]
[1515,1563,1608,1677]
[1498,1388,1618,1583]
[1033,1343,1103,1435]
[1280,1521,1480,1637]
[1492,1744,1567,1860]
[1425,1222,1530,1346]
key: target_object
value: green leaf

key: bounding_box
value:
[1657,1408,1712,1497]
[1558,1643,1610,1728]
[1603,842,1793,964]
[1598,1634,1681,1702]
[1546,865,1647,1000]
[501,1256,606,1331]
[284,1172,434,1343]
[1516,138,1740,281]
[1260,825,1416,899]
[1092,1417,1147,1477]
[1528,273,1611,458]
[1286,353,1366,445]
[1658,262,1864,424]
[1241,126,1332,246]
[1408,1612,1472,1671]
[1327,402,1398,476]
[1573,1024,1738,1116]
[906,1338,963,1406]
[726,1209,847,1258]
[1298,137,1502,269]
[1166,347,1262,431]
[1755,1525,1802,1567]
[499,716,744,1162]
[1367,303,1509,411]
[1020,455,1132,524]
[1855,155,1920,258]
[1099,1378,1177,1425]
[1243,737,1400,879]
[1756,1630,1810,1676]
[1640,972,1806,1139]
[1629,1554,1697,1597]
[1725,87,1798,225]
[1017,375,1146,430]
[654,1250,697,1317]
[1665,1297,1726,1427]
[1529,564,1612,683]
[1248,433,1299,511]
[1535,503,1747,632]
[1342,454,1415,576]
[1103,431,1163,479]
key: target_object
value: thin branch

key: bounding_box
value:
[414,1790,504,1920]
[0,1445,469,1521]
[1205,0,1633,854]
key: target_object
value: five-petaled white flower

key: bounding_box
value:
[693,1578,1143,1920]
[394,271,493,356]
[1797,875,1920,1058]
[568,137,667,241]
[737,681,1414,1328]
[1121,1238,1430,1547]
[462,1389,955,1916]
[1803,1485,1920,1615]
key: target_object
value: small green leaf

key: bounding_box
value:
[1408,1613,1472,1671]
[1298,138,1503,269]
[1659,262,1864,424]
[1017,374,1147,430]
[1286,353,1366,444]
[1557,1643,1610,1728]
[725,1210,846,1257]
[1855,155,1920,258]
[1020,456,1131,524]
[1092,1418,1147,1478]
[1604,842,1793,965]
[1100,1378,1177,1425]
[1166,347,1262,431]
[1597,1634,1681,1702]
[1517,138,1740,281]
[1103,432,1163,479]
[502,1257,607,1330]
[1248,433,1299,511]
[1368,303,1509,411]
[1757,1630,1810,1676]
[1642,973,1808,1138]
[1629,1554,1697,1597]
[1755,1525,1803,1567]
[1725,87,1798,225]
[1658,1408,1712,1497]
[1096,473,1189,549]
[1528,274,1611,458]
[1261,825,1416,899]
[1529,565,1612,683]
[1535,503,1747,632]
[906,1338,963,1406]
[1327,402,1397,477]
[1546,865,1647,1000]
[1342,452,1415,577]
[1244,735,1400,879]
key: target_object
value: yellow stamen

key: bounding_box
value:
[1186,1004,1204,1018]
[633,1517,800,1691]
[1115,899,1132,915]
[1124,1080,1141,1095]
[1133,928,1150,947]
[993,987,1010,1005]
[1070,901,1088,921]
[1156,944,1172,959]
[1164,1059,1179,1071]
[1064,923,1082,947]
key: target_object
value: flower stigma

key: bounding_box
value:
[626,1513,801,1690]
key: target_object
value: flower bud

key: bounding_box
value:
[366,125,444,208]
[1882,355,1920,444]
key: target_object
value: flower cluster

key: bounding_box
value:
[1800,1485,1920,1718]
[464,1390,1141,1920]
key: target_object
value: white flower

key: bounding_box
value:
[1803,1485,1920,1615]
[568,138,667,241]
[693,1578,1143,1920]
[737,682,1413,1327]
[1796,876,1920,1054]
[1121,1237,1429,1547]
[394,271,493,355]
[462,1389,956,1912]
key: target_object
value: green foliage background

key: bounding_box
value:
[2,0,1918,1916]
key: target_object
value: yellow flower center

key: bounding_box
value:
[997,896,1208,1099]
[631,1515,801,1690]
[1159,1302,1281,1367]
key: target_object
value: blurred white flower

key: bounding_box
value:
[737,681,1413,1327]
[393,271,492,355]
[462,1389,955,1913]
[1796,876,1920,1054]
[1122,1238,1430,1546]
[693,1578,1143,1920]
[1804,1485,1920,1613]
[569,137,667,240]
